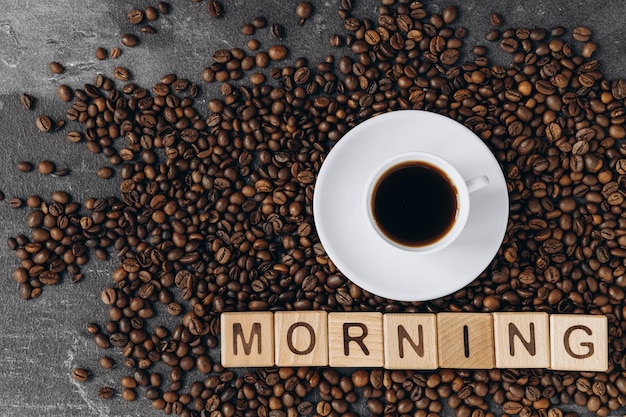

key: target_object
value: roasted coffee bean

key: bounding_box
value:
[20,93,33,110]
[71,368,90,382]
[500,37,519,53]
[95,47,107,60]
[247,39,260,51]
[17,161,33,173]
[113,67,131,81]
[140,25,157,34]
[49,61,64,74]
[156,2,169,14]
[53,167,70,177]
[99,356,114,369]
[442,5,458,24]
[295,1,313,25]
[206,0,222,18]
[489,12,503,26]
[145,6,158,20]
[121,388,136,401]
[101,287,117,305]
[251,16,267,29]
[120,34,139,47]
[241,23,255,35]
[56,85,73,102]
[268,45,288,60]
[35,116,53,132]
[486,28,500,41]
[127,8,144,24]
[37,160,55,175]
[573,26,592,42]
[270,23,284,39]
[97,167,114,179]
[8,198,22,209]
[98,387,115,399]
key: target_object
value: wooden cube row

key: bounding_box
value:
[221,312,607,371]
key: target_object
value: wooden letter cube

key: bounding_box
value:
[274,311,328,367]
[550,314,608,371]
[328,312,383,367]
[493,312,550,368]
[437,313,495,369]
[383,313,438,369]
[221,312,274,367]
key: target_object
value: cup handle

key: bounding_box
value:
[466,175,489,193]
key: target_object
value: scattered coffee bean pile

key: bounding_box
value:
[8,1,626,416]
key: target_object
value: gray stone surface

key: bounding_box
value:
[1,1,626,416]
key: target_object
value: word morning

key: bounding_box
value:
[220,312,607,371]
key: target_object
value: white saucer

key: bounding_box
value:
[313,110,509,302]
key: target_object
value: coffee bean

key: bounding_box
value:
[8,197,22,209]
[241,23,255,35]
[268,45,288,60]
[56,84,73,102]
[297,401,313,414]
[270,23,284,39]
[37,160,55,175]
[155,2,169,14]
[573,26,591,42]
[51,191,69,204]
[53,167,70,177]
[295,1,313,25]
[251,16,267,29]
[113,67,131,81]
[17,161,33,173]
[525,386,541,401]
[329,34,342,47]
[249,72,265,85]
[140,25,157,34]
[71,368,90,382]
[488,11,502,26]
[144,6,159,22]
[110,47,122,59]
[486,28,500,41]
[99,356,114,369]
[247,39,260,51]
[49,61,64,74]
[94,47,107,60]
[100,287,117,305]
[206,0,222,18]
[442,5,458,24]
[35,116,53,132]
[503,401,523,414]
[127,8,144,24]
[121,388,137,401]
[98,387,115,399]
[97,167,114,179]
[500,37,519,53]
[20,93,33,110]
[121,34,138,47]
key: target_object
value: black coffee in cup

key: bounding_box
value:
[371,161,458,247]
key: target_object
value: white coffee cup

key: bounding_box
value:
[313,110,509,301]
[365,151,489,254]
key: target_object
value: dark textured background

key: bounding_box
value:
[1,1,626,416]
